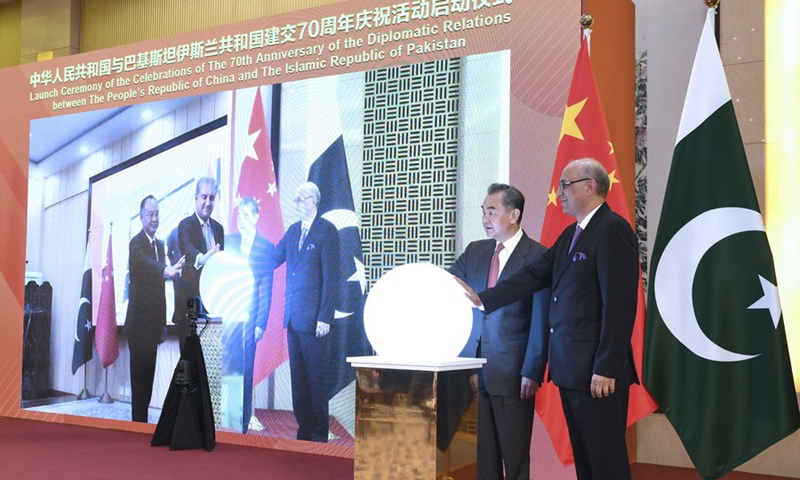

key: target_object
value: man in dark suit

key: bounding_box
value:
[124,195,185,422]
[175,177,224,347]
[268,181,339,442]
[448,183,550,480]
[223,196,274,433]
[458,158,640,480]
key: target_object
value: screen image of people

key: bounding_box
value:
[221,196,274,433]
[175,177,225,349]
[124,195,185,423]
[23,51,515,448]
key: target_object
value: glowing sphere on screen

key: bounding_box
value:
[364,262,473,362]
[199,250,254,323]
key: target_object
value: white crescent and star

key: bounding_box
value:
[654,207,781,363]
[322,209,366,319]
[74,297,92,341]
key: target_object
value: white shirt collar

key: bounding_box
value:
[497,227,523,253]
[577,203,603,230]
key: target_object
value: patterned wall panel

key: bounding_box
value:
[200,321,222,430]
[362,58,460,288]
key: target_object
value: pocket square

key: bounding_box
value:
[572,252,587,262]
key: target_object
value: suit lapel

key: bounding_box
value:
[553,203,609,284]
[497,235,528,284]
[477,241,495,289]
[298,218,315,256]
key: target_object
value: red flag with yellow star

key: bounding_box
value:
[536,30,658,466]
[230,86,287,386]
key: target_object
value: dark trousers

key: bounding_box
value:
[222,321,257,433]
[476,374,535,480]
[287,323,331,442]
[559,386,631,480]
[129,339,158,423]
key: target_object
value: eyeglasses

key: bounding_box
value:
[293,196,315,204]
[558,178,592,191]
[141,212,159,219]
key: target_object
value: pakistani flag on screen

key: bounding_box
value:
[645,8,800,480]
[71,239,93,374]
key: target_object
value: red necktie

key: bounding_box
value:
[486,243,504,288]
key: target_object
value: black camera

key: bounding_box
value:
[173,359,196,387]
[186,296,208,321]
[185,295,209,336]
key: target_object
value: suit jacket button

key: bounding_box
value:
[553,296,558,302]
[550,328,555,334]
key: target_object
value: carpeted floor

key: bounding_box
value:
[24,397,354,445]
[0,417,353,480]
[0,417,795,480]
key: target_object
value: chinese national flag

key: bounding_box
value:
[232,87,287,384]
[95,233,119,368]
[537,31,658,465]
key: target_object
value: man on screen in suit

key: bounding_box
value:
[223,196,274,433]
[457,158,640,480]
[448,183,550,480]
[268,181,339,442]
[175,177,224,348]
[124,195,185,423]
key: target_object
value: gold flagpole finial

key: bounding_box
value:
[704,0,720,8]
[580,14,594,29]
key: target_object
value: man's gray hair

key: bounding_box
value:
[571,158,610,198]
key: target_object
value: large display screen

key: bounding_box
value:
[2,0,580,458]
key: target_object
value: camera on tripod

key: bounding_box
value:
[185,295,208,332]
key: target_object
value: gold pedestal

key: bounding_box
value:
[348,357,486,480]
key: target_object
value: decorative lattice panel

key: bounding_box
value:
[199,321,222,430]
[362,58,461,288]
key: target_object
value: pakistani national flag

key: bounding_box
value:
[645,8,800,480]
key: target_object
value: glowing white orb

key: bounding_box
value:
[364,262,473,362]
[199,250,254,323]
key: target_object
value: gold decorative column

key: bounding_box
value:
[348,357,485,480]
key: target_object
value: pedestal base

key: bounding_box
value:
[349,357,485,480]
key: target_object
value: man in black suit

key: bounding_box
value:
[175,177,224,347]
[124,195,185,422]
[458,158,640,480]
[268,181,339,442]
[223,196,274,433]
[448,183,550,480]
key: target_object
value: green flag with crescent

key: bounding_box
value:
[644,7,800,480]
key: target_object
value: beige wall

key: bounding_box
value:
[0,0,21,68]
[80,0,344,52]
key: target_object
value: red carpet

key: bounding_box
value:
[0,417,353,480]
[1,417,795,479]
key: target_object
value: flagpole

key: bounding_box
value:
[77,363,91,400]
[580,13,593,51]
[98,367,114,404]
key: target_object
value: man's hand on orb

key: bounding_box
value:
[452,275,482,308]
